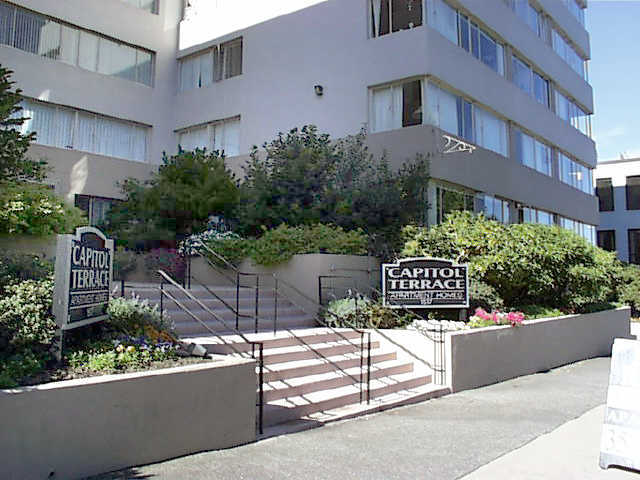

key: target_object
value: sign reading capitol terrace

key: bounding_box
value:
[382,258,469,309]
[53,226,114,330]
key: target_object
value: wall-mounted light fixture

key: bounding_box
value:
[314,85,324,96]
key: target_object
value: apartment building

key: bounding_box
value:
[0,0,597,241]
[595,158,640,263]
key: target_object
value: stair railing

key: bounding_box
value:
[156,269,265,434]
[192,243,372,404]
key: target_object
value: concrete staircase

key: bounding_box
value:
[122,282,447,430]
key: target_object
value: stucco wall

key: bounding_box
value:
[446,307,631,393]
[0,358,257,480]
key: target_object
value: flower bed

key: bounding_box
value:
[445,307,632,393]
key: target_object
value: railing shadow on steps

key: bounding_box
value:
[191,242,373,405]
[155,269,266,435]
[318,275,447,386]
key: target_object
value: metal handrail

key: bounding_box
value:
[192,243,372,404]
[156,269,265,433]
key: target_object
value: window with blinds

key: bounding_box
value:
[15,99,149,162]
[179,38,243,92]
[0,2,154,86]
[177,117,241,157]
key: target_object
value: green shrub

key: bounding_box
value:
[106,295,174,337]
[0,252,52,292]
[512,305,566,319]
[0,182,86,235]
[402,212,620,313]
[251,224,368,266]
[324,296,411,329]
[113,248,138,280]
[615,263,640,316]
[68,340,177,374]
[469,280,504,312]
[0,351,46,388]
[206,237,253,267]
[0,278,56,358]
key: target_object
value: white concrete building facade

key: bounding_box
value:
[595,158,640,263]
[0,0,597,241]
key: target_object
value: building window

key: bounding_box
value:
[597,230,616,252]
[562,0,585,26]
[370,0,423,37]
[428,1,504,76]
[552,28,585,79]
[513,128,552,176]
[558,153,593,195]
[629,230,640,264]
[75,195,121,226]
[371,79,423,132]
[435,184,475,224]
[511,0,541,36]
[596,178,614,212]
[426,82,507,156]
[626,176,640,210]
[121,0,158,14]
[475,194,510,224]
[0,2,154,86]
[511,55,550,108]
[521,206,555,226]
[178,38,242,92]
[14,99,148,162]
[555,90,591,137]
[533,72,549,107]
[177,117,241,157]
[559,216,596,244]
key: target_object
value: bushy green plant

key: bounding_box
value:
[68,340,177,374]
[0,182,86,235]
[324,295,410,329]
[512,305,566,319]
[402,212,620,313]
[0,252,52,292]
[113,248,138,280]
[0,350,46,388]
[250,224,368,266]
[615,263,640,316]
[106,295,174,337]
[469,280,504,312]
[0,278,56,358]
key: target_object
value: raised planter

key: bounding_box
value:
[446,307,632,393]
[0,357,256,480]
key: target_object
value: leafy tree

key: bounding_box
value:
[0,65,47,182]
[105,148,238,249]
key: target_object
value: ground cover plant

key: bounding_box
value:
[324,295,413,329]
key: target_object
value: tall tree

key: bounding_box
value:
[0,65,48,182]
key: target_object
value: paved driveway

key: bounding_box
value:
[92,356,632,480]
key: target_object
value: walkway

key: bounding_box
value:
[91,355,638,480]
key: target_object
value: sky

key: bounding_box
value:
[587,0,640,161]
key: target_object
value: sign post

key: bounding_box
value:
[382,257,469,310]
[53,226,114,333]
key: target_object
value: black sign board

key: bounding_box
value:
[53,227,114,330]
[382,257,469,309]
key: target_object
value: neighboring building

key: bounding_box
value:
[595,158,640,263]
[1,0,597,240]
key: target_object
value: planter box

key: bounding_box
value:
[0,357,256,480]
[446,307,632,393]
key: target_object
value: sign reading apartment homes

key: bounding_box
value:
[600,338,640,472]
[53,226,114,330]
[382,258,468,309]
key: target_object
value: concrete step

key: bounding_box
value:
[263,371,431,427]
[263,359,414,402]
[123,284,274,302]
[260,339,380,366]
[173,315,318,336]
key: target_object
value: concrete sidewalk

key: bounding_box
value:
[91,356,634,480]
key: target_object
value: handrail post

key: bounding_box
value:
[120,278,125,298]
[255,275,259,334]
[160,277,164,321]
[236,271,240,330]
[318,276,322,306]
[258,343,264,435]
[367,332,372,404]
[359,331,364,404]
[274,277,278,335]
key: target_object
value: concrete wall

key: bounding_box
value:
[446,307,632,393]
[0,357,257,480]
[595,159,640,262]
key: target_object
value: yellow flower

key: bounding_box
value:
[126,345,136,353]
[116,344,124,353]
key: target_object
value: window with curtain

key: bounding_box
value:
[0,3,154,85]
[428,0,458,44]
[511,0,540,36]
[559,153,593,194]
[425,82,457,135]
[178,118,241,157]
[222,38,243,79]
[17,99,149,162]
[513,128,552,176]
[533,72,549,107]
[474,106,507,156]
[179,38,242,92]
[371,80,422,133]
[555,90,591,137]
[371,0,423,37]
[512,56,532,96]
[552,28,585,79]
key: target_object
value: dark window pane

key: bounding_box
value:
[626,176,640,210]
[0,3,15,46]
[402,80,422,127]
[629,229,640,264]
[533,73,549,107]
[459,14,469,51]
[456,98,473,142]
[392,0,422,32]
[75,195,90,216]
[378,0,391,36]
[597,230,616,252]
[596,178,614,212]
[470,24,479,58]
[479,31,498,71]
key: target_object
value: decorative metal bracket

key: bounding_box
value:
[442,134,477,154]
